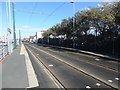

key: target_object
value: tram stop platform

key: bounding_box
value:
[1,44,39,89]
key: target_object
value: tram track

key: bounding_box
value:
[25,44,66,89]
[35,44,120,73]
[25,43,118,89]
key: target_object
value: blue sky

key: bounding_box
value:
[1,2,103,39]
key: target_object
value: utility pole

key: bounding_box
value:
[6,0,12,54]
[70,0,75,48]
[12,0,16,49]
[19,29,21,45]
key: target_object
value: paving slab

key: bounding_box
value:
[2,45,29,88]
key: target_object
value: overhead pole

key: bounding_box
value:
[6,0,12,54]
[12,0,16,49]
[6,0,9,54]
[19,29,21,45]
[70,0,75,48]
[8,0,13,53]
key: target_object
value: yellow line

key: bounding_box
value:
[20,44,25,55]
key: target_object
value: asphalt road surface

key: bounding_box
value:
[24,43,120,89]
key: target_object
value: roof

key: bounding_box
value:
[29,36,35,39]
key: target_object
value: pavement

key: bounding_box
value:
[1,44,39,89]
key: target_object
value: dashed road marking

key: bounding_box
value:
[96,83,101,86]
[26,46,64,88]
[49,64,54,67]
[40,45,120,74]
[29,45,118,89]
[86,86,91,89]
[95,59,100,61]
[115,78,119,81]
[108,80,113,83]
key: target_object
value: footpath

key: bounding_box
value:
[1,44,39,89]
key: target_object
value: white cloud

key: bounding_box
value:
[0,26,47,39]
[22,25,31,29]
[81,7,90,11]
[21,25,47,32]
[97,4,103,8]
[21,27,46,32]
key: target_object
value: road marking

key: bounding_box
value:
[86,86,91,89]
[23,44,39,88]
[20,44,25,55]
[108,80,113,83]
[49,64,54,67]
[40,45,120,74]
[115,78,119,80]
[96,83,101,86]
[95,59,100,61]
[26,46,64,88]
[29,45,118,89]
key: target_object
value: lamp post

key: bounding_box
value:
[12,0,16,49]
[112,37,116,56]
[19,29,21,45]
[70,0,75,48]
[6,0,12,54]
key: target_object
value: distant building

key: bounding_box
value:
[36,31,44,39]
[35,31,44,44]
[29,36,35,43]
[0,36,7,42]
[23,38,29,42]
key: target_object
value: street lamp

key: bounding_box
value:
[12,0,16,49]
[19,29,21,45]
[70,0,75,48]
[112,37,116,56]
[6,0,12,54]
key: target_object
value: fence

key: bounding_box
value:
[0,45,8,61]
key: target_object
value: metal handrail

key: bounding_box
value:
[0,45,8,61]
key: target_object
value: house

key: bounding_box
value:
[0,36,7,42]
[35,31,44,44]
[36,31,44,39]
[29,36,35,43]
[23,38,29,42]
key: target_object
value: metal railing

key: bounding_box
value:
[0,45,8,61]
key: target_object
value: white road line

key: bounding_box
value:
[26,46,64,88]
[23,44,39,88]
[108,80,113,83]
[86,86,91,89]
[96,83,101,86]
[49,64,54,67]
[95,59,100,61]
[30,45,119,89]
[115,78,119,81]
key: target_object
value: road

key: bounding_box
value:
[24,43,119,89]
